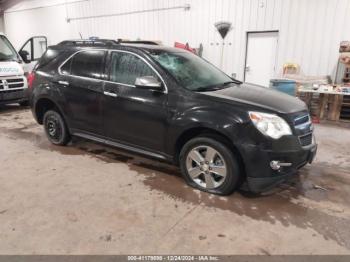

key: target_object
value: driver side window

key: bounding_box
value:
[21,41,32,60]
[110,51,158,86]
[19,36,47,62]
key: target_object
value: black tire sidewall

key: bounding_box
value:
[179,137,240,195]
[43,110,70,146]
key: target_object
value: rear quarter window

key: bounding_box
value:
[60,55,71,75]
[35,48,62,70]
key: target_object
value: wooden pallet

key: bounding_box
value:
[297,92,320,117]
[297,91,350,122]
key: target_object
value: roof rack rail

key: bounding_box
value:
[118,40,160,45]
[58,39,119,46]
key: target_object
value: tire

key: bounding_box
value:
[179,136,240,195]
[19,101,29,107]
[43,110,70,146]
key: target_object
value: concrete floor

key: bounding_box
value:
[1,105,350,255]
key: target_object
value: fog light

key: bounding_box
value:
[270,161,292,170]
[270,161,281,170]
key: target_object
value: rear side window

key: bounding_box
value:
[61,50,105,79]
[109,51,158,86]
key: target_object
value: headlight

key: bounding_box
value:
[249,111,292,139]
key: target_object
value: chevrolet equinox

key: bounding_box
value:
[29,39,317,195]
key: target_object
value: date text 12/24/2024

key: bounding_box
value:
[127,256,220,261]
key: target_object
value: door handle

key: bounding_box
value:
[58,80,69,86]
[103,91,118,97]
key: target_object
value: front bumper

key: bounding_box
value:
[239,135,317,193]
[0,89,28,105]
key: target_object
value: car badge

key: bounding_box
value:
[2,80,9,90]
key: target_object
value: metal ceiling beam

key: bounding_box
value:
[0,0,29,13]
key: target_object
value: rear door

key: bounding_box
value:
[103,50,168,152]
[58,50,106,135]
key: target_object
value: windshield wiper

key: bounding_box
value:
[231,79,243,84]
[221,81,236,86]
[195,86,221,92]
[195,81,237,92]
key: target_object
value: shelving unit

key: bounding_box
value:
[339,64,350,122]
[343,67,350,83]
[340,95,350,122]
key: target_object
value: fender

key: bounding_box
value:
[165,104,249,157]
[30,75,69,126]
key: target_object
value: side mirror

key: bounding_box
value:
[135,76,162,90]
[19,50,30,64]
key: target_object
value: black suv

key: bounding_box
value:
[29,39,317,195]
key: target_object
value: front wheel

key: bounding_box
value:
[43,110,70,146]
[179,136,241,195]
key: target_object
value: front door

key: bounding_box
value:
[58,50,106,135]
[103,50,168,153]
[244,31,279,87]
[18,36,47,73]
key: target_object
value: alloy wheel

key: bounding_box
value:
[185,145,227,189]
[45,116,62,142]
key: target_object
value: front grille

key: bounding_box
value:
[291,112,314,147]
[294,114,310,126]
[6,78,23,83]
[0,77,25,91]
[8,83,24,88]
[299,133,313,146]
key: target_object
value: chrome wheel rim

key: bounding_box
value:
[186,145,227,189]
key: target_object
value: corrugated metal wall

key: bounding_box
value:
[4,0,350,81]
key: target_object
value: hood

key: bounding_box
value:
[201,83,307,114]
[0,61,24,77]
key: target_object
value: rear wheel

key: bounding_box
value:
[43,110,70,146]
[179,136,240,195]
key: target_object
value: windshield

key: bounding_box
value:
[0,35,19,62]
[150,50,235,91]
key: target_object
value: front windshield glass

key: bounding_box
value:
[0,35,19,62]
[150,50,234,91]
